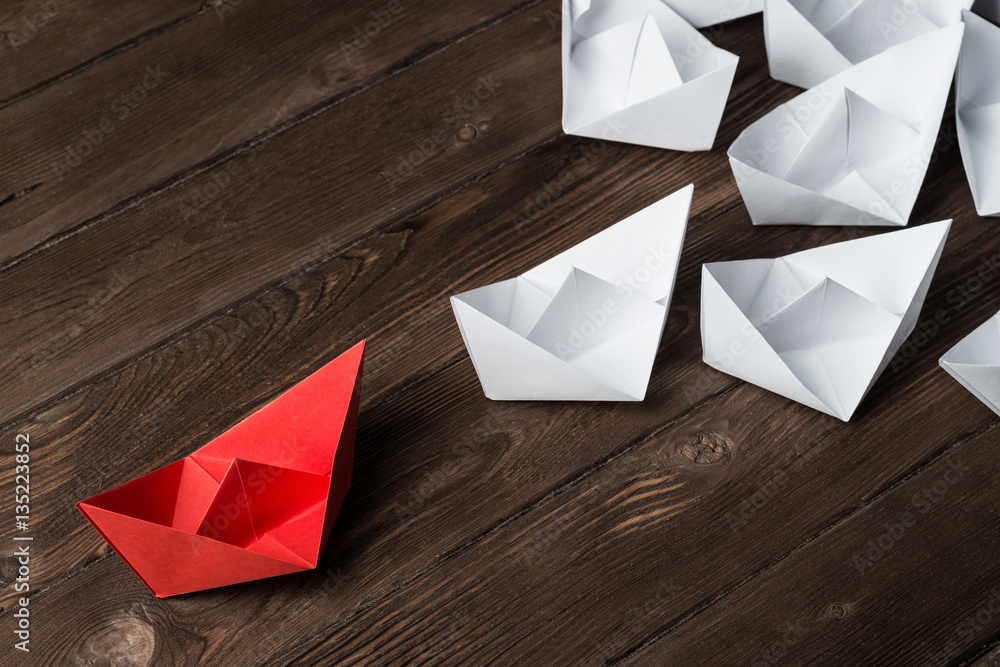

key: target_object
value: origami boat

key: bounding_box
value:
[764,0,971,88]
[77,340,365,597]
[702,222,950,421]
[957,7,1000,217]
[562,0,739,151]
[730,26,963,226]
[941,310,1000,416]
[452,185,690,401]
[663,0,762,28]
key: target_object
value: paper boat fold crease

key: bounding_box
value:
[452,185,692,401]
[941,308,1000,416]
[77,341,365,597]
[729,26,964,227]
[562,0,738,151]
[663,0,763,27]
[701,222,950,421]
[957,6,1000,216]
[764,0,972,89]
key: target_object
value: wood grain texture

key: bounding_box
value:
[974,645,1000,666]
[0,0,560,424]
[0,0,532,266]
[0,3,772,438]
[619,422,1000,667]
[1,1,997,665]
[280,212,1000,665]
[0,99,752,658]
[0,0,203,103]
[0,14,771,614]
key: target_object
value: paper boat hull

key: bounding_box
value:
[77,341,365,597]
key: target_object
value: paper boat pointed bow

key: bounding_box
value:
[77,340,365,597]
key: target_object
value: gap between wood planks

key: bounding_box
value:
[272,384,746,665]
[266,174,994,662]
[5,3,978,661]
[0,8,766,442]
[0,73,968,653]
[611,419,1000,666]
[0,0,545,276]
[0,152,746,584]
[274,245,999,663]
[967,641,1000,666]
[0,125,553,440]
[2,198,980,663]
[0,1,206,110]
[0,9,769,430]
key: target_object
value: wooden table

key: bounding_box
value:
[2,1,998,664]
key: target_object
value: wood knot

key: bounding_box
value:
[0,556,17,581]
[456,124,477,142]
[77,612,156,665]
[679,431,732,465]
[322,66,363,87]
[827,603,849,619]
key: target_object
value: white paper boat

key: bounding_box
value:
[729,26,963,227]
[664,0,762,27]
[764,0,972,88]
[957,7,1000,216]
[702,220,951,421]
[452,185,692,401]
[562,0,739,151]
[940,309,1000,416]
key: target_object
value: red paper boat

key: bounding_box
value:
[77,340,365,597]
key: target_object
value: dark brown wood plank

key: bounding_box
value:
[0,1,561,425]
[974,645,1000,666]
[4,121,991,664]
[275,250,1000,666]
[619,420,1000,666]
[0,11,773,607]
[0,0,202,103]
[1,4,988,665]
[0,199,718,664]
[0,126,734,631]
[0,0,530,265]
[0,17,774,657]
[0,4,775,435]
[0,3,781,433]
[259,125,989,665]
